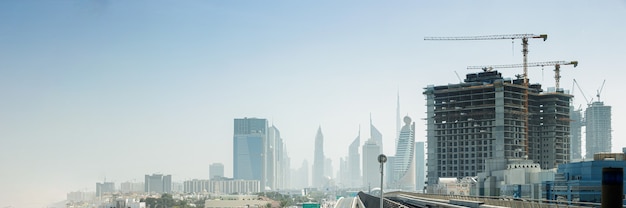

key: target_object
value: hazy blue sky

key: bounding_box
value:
[1,1,625,207]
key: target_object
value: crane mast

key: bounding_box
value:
[425,33,547,160]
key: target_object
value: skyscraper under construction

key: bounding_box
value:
[424,71,570,188]
[585,101,612,159]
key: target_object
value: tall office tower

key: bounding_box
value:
[388,116,416,190]
[370,116,383,153]
[362,138,381,190]
[424,71,571,190]
[348,129,361,188]
[585,101,612,158]
[570,106,583,161]
[267,125,280,190]
[145,174,172,193]
[96,181,115,197]
[233,118,267,188]
[312,127,325,187]
[281,143,291,189]
[415,141,426,192]
[209,163,224,179]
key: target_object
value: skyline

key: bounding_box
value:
[1,1,626,207]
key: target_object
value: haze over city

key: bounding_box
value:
[1,1,626,207]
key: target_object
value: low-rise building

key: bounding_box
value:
[545,152,626,204]
[184,177,260,194]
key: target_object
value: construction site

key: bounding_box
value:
[421,34,613,198]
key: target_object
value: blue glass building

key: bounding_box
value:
[544,153,626,204]
[233,118,267,183]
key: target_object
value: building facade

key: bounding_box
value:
[312,127,325,187]
[570,106,583,161]
[415,141,426,192]
[96,182,115,197]
[388,116,416,190]
[348,131,361,188]
[362,137,381,190]
[145,174,172,194]
[233,118,267,188]
[120,182,144,193]
[183,178,260,194]
[585,101,612,159]
[210,163,224,179]
[546,152,626,204]
[424,71,571,192]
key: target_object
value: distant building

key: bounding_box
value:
[97,198,145,208]
[67,191,95,202]
[546,152,626,204]
[267,125,290,190]
[585,101,612,159]
[339,157,349,187]
[370,116,383,155]
[96,182,115,197]
[348,130,361,188]
[183,178,260,194]
[570,106,583,161]
[312,126,325,188]
[387,116,416,191]
[324,157,333,180]
[210,163,224,179]
[292,160,309,189]
[144,174,172,194]
[233,118,267,188]
[120,181,144,193]
[362,136,381,189]
[415,141,426,192]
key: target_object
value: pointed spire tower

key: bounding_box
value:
[370,114,383,153]
[312,126,325,188]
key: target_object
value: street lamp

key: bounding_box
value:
[378,154,387,208]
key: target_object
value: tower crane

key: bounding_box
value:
[596,79,606,102]
[573,79,591,105]
[425,33,547,160]
[467,61,578,89]
[425,34,547,85]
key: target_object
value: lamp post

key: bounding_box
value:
[378,154,387,208]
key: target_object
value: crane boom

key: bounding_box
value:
[573,79,591,105]
[467,61,577,70]
[597,79,606,102]
[467,61,578,89]
[424,34,548,41]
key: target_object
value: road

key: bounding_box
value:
[334,197,354,208]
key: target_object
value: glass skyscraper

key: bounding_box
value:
[233,118,267,186]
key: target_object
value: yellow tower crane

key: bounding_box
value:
[467,60,578,89]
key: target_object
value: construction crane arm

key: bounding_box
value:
[425,34,547,41]
[597,79,606,102]
[467,61,578,70]
[574,79,591,105]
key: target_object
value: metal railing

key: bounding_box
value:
[390,191,606,208]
